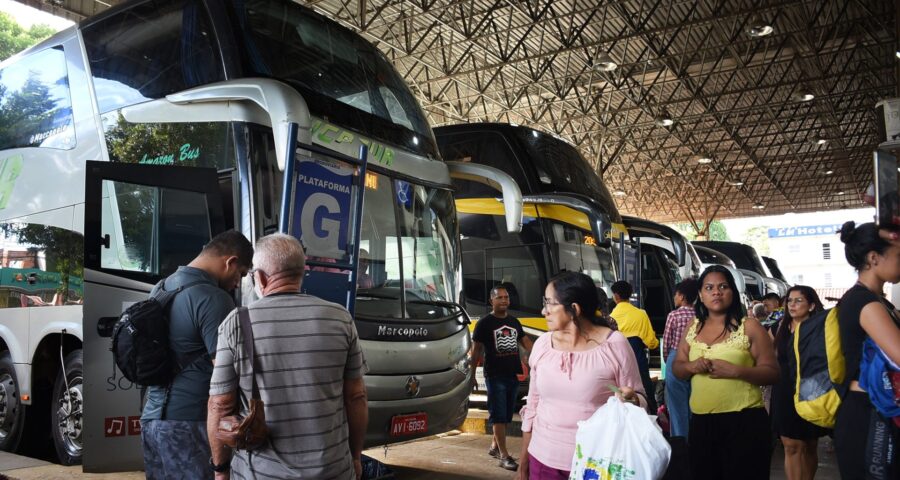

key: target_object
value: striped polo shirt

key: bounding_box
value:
[210,293,368,479]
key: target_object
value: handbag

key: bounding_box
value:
[215,307,269,450]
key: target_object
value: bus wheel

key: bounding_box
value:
[0,352,25,452]
[52,350,82,465]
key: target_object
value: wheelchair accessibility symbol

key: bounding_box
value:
[395,180,411,207]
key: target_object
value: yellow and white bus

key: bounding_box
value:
[435,123,624,336]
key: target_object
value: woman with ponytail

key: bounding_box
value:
[672,265,778,479]
[771,286,828,480]
[834,221,900,477]
[517,271,646,480]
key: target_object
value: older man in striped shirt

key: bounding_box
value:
[207,234,368,479]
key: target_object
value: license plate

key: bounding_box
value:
[390,413,428,437]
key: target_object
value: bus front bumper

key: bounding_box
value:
[363,371,471,448]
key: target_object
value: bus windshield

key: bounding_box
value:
[514,129,620,221]
[356,172,459,321]
[235,0,435,153]
[546,219,616,293]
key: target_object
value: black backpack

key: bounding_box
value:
[111,279,206,386]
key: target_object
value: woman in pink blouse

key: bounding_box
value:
[518,271,647,479]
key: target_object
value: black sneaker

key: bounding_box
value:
[499,456,519,471]
[488,446,501,459]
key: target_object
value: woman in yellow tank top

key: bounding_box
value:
[673,265,779,480]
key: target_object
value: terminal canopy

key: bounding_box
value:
[24,0,898,222]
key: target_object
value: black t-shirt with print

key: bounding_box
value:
[473,314,525,378]
[838,284,896,390]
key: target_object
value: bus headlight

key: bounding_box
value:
[454,356,470,376]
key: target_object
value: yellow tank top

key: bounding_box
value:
[686,319,763,414]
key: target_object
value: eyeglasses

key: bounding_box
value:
[247,268,267,286]
[542,297,563,307]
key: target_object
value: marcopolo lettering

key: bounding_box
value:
[377,325,429,338]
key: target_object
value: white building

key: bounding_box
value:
[768,223,850,281]
[767,220,870,303]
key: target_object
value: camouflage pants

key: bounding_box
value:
[141,419,213,480]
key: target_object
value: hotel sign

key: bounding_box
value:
[768,224,843,238]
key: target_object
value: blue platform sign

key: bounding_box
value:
[768,224,843,239]
[293,159,354,259]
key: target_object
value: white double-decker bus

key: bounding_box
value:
[0,0,521,471]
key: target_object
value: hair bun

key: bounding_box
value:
[839,221,856,243]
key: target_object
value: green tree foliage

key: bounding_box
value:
[0,12,55,61]
[0,223,84,301]
[740,226,770,257]
[670,220,730,241]
[104,112,230,167]
[0,74,58,148]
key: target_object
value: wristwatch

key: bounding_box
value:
[209,457,230,473]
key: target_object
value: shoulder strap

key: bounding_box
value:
[153,279,207,307]
[160,278,212,369]
[238,307,261,401]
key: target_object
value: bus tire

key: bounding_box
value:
[0,351,25,453]
[51,349,82,465]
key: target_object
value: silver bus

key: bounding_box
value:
[0,0,520,471]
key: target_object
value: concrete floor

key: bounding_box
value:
[364,432,520,479]
[362,431,841,480]
[0,420,841,480]
[0,434,841,480]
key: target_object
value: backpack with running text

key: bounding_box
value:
[111,279,205,386]
[859,335,900,427]
[792,307,845,428]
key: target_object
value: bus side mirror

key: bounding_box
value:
[447,161,523,233]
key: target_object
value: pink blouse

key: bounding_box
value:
[520,330,646,471]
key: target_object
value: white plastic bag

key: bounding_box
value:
[569,396,671,480]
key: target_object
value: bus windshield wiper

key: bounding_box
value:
[407,299,463,311]
[356,291,399,300]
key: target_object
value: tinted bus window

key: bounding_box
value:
[548,220,616,292]
[235,0,436,157]
[460,214,546,317]
[357,171,402,319]
[82,0,224,113]
[513,129,619,220]
[439,131,530,196]
[0,47,74,150]
[694,246,736,268]
[102,114,235,170]
[0,222,83,307]
[100,180,212,276]
[395,183,458,319]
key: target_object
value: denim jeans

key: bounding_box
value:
[141,419,213,480]
[665,349,692,439]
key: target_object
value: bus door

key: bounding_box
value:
[83,161,226,472]
[281,141,368,314]
[621,217,679,336]
[619,235,642,307]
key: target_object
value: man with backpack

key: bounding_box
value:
[139,230,253,480]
